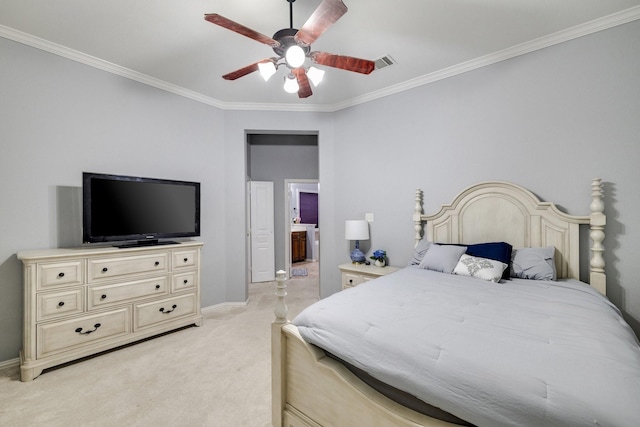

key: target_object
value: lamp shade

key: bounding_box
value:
[307,66,325,87]
[258,61,277,81]
[283,74,299,93]
[345,220,369,240]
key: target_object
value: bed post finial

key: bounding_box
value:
[413,189,424,247]
[589,178,606,295]
[274,270,288,324]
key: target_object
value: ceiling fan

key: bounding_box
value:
[204,0,375,98]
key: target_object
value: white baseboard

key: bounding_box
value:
[201,301,248,316]
[0,357,19,372]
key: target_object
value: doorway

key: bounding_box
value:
[285,179,319,279]
[246,132,319,284]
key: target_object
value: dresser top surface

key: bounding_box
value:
[18,241,204,261]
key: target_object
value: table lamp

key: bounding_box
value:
[345,220,369,264]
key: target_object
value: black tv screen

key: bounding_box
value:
[83,172,200,246]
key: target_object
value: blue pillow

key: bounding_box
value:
[444,242,513,280]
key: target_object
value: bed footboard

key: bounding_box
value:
[271,271,456,427]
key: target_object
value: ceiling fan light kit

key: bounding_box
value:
[258,61,277,81]
[306,66,325,87]
[205,0,375,98]
[283,74,300,93]
[285,45,306,68]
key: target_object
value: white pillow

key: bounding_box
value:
[408,239,432,267]
[454,254,507,283]
[418,244,467,274]
[510,246,556,281]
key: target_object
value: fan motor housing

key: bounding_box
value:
[272,28,310,57]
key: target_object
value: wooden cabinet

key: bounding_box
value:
[339,263,399,290]
[17,241,203,381]
[291,231,307,263]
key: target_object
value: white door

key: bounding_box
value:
[250,181,275,282]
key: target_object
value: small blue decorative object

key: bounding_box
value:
[370,250,386,262]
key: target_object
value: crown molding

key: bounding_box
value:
[2,5,639,113]
[0,24,229,109]
[332,5,640,111]
[215,100,336,113]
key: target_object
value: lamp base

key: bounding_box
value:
[350,247,366,264]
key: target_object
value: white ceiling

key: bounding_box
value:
[1,0,639,111]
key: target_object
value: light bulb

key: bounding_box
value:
[283,75,299,94]
[285,45,305,68]
[258,61,277,81]
[307,67,325,87]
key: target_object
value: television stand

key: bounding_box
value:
[115,240,179,248]
[17,241,203,381]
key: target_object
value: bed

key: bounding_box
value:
[271,179,640,427]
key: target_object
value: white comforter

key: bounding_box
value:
[293,267,640,427]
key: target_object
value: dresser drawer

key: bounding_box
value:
[87,276,169,310]
[37,289,84,321]
[37,260,84,290]
[88,253,169,282]
[134,293,197,330]
[172,271,197,292]
[172,249,199,270]
[37,308,130,358]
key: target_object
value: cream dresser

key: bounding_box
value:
[339,263,399,290]
[17,241,203,381]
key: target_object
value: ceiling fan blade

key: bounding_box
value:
[222,59,272,80]
[294,0,348,46]
[310,52,375,74]
[293,68,312,98]
[205,13,280,48]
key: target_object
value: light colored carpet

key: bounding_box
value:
[0,278,319,427]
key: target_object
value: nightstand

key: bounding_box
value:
[339,263,399,290]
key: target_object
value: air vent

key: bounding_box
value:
[374,55,396,71]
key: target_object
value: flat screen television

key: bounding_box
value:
[83,172,200,247]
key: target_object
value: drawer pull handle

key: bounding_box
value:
[58,301,65,307]
[183,279,188,284]
[183,258,188,262]
[58,272,65,278]
[75,323,101,335]
[155,261,160,266]
[101,294,107,300]
[155,284,161,290]
[102,267,108,273]
[159,304,177,314]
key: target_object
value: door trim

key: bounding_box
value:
[284,179,319,278]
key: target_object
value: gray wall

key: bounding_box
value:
[0,36,227,362]
[248,134,319,272]
[331,20,640,333]
[1,19,639,364]
[222,110,336,304]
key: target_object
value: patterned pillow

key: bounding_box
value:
[443,242,512,280]
[453,254,507,282]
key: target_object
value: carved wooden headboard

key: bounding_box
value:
[413,179,606,294]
